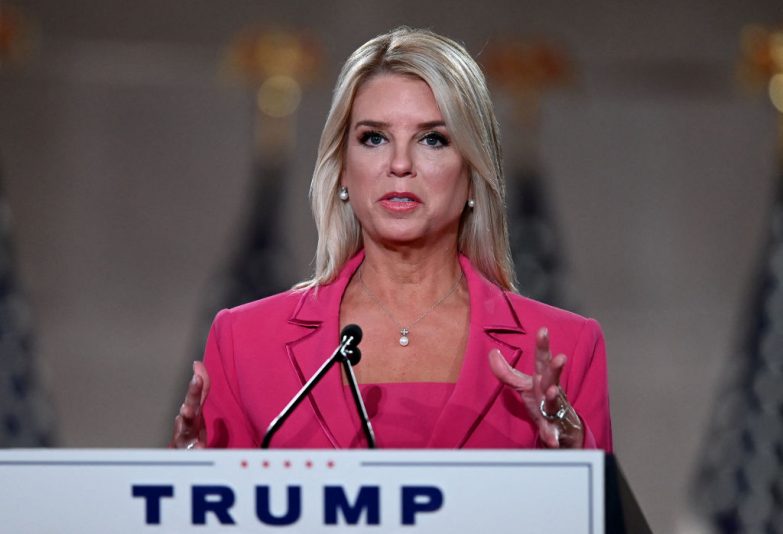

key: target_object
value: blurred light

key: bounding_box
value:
[482,38,574,94]
[772,31,783,66]
[223,28,322,88]
[737,24,783,94]
[770,74,783,113]
[256,75,301,118]
[0,3,39,69]
[739,25,767,60]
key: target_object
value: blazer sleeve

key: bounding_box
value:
[563,318,613,452]
[202,309,259,448]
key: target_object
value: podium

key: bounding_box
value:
[0,449,649,533]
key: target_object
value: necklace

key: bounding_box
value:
[357,266,464,347]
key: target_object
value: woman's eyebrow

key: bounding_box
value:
[418,120,446,129]
[354,120,388,129]
[353,119,447,129]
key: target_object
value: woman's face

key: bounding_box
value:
[342,73,469,249]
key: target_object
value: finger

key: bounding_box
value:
[193,361,210,404]
[179,401,196,423]
[173,414,184,440]
[545,384,561,402]
[488,348,533,391]
[542,354,568,414]
[183,374,203,414]
[540,353,567,393]
[542,385,563,416]
[539,421,561,449]
[172,414,193,448]
[177,401,201,436]
[535,328,551,376]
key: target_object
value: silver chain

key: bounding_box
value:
[357,266,464,346]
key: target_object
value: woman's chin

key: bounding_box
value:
[363,218,459,250]
[368,230,454,250]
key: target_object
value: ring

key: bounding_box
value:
[539,398,568,421]
[186,441,197,450]
[539,387,569,421]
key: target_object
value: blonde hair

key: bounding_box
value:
[300,27,516,291]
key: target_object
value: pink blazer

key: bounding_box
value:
[203,252,612,450]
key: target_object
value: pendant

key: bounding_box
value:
[399,328,409,347]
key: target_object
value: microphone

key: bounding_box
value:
[261,324,376,449]
[341,324,362,366]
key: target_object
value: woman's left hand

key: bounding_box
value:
[488,327,584,448]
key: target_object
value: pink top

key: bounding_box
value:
[202,252,612,450]
[347,383,456,448]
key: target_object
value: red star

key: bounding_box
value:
[305,460,313,469]
[327,460,335,469]
[283,460,291,468]
[240,460,248,468]
[262,460,270,468]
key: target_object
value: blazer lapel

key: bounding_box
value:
[428,255,527,448]
[285,252,366,449]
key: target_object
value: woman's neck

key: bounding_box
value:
[358,239,463,308]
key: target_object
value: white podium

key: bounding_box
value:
[0,449,646,533]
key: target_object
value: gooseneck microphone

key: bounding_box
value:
[340,324,363,364]
[261,324,376,449]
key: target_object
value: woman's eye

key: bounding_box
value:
[421,132,449,148]
[360,132,386,146]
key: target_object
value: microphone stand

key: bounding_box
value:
[341,355,376,448]
[261,329,376,449]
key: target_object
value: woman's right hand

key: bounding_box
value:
[170,361,210,449]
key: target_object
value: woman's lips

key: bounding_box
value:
[378,192,422,212]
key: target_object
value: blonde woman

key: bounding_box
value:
[172,27,612,450]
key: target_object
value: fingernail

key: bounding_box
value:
[190,374,198,385]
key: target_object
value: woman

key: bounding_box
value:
[172,27,612,450]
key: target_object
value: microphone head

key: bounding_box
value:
[341,324,363,347]
[346,347,362,366]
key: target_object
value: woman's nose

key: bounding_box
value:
[388,144,415,178]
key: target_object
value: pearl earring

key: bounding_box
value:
[339,186,349,201]
[467,198,475,208]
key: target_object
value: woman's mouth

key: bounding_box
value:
[379,192,422,202]
[379,192,422,211]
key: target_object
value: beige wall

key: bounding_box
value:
[1,1,780,532]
